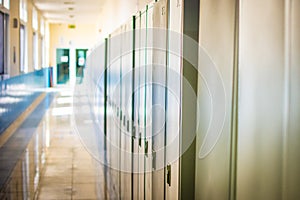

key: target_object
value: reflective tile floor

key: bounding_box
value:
[0,88,105,199]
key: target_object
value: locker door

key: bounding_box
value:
[133,12,141,200]
[165,0,181,199]
[108,28,122,199]
[144,4,154,200]
[285,2,300,198]
[120,18,134,200]
[138,7,147,200]
[105,35,113,199]
[195,0,236,199]
[237,0,293,199]
[103,38,109,200]
[120,24,126,199]
[152,0,168,200]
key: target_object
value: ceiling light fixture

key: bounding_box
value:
[64,1,75,5]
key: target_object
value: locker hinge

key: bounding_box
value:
[167,164,171,187]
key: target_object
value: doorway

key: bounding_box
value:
[56,49,70,84]
[76,49,87,84]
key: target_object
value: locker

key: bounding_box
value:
[237,0,298,199]
[144,3,154,200]
[133,11,142,200]
[138,6,147,200]
[195,0,236,199]
[285,1,300,199]
[165,0,182,199]
[151,0,168,199]
[107,27,123,199]
[120,17,134,200]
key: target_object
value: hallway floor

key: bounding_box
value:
[0,88,105,199]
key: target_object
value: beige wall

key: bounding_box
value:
[49,23,98,67]
[9,0,20,77]
[8,0,47,77]
[97,0,153,39]
[49,23,98,85]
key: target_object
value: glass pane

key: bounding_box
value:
[20,25,26,73]
[0,12,4,74]
[32,8,38,30]
[33,32,38,70]
[40,18,44,36]
[4,0,9,9]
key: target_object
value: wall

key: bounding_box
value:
[49,23,98,86]
[8,0,48,77]
[97,0,154,40]
[9,0,19,77]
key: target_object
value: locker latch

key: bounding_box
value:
[145,140,148,157]
[127,120,129,132]
[152,151,156,170]
[167,164,171,187]
[162,6,166,15]
[139,133,142,146]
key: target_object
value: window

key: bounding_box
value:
[32,7,38,31]
[0,12,4,74]
[0,12,8,75]
[20,24,26,73]
[40,18,45,36]
[3,0,9,9]
[40,19,45,68]
[20,0,27,22]
[33,32,38,70]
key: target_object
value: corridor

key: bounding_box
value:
[0,88,105,199]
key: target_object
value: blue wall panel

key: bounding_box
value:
[0,68,52,134]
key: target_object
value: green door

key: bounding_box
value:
[56,49,70,84]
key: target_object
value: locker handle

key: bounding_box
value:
[145,140,148,157]
[167,165,171,187]
[152,151,156,170]
[127,120,129,132]
[123,115,126,126]
[139,133,141,146]
[120,110,122,120]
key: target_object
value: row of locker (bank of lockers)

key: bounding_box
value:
[84,0,300,199]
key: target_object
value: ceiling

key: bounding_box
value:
[33,0,153,24]
[33,0,105,24]
[33,0,153,37]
